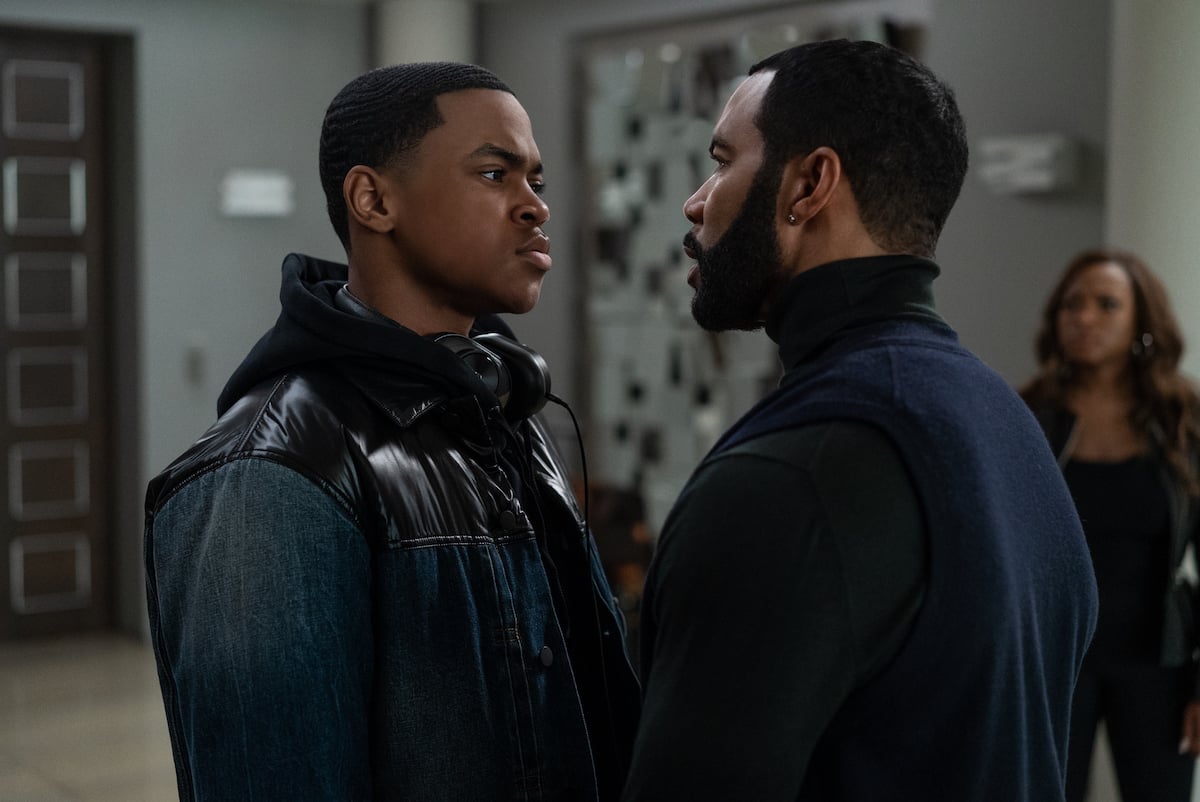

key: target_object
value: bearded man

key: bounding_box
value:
[621,39,1098,802]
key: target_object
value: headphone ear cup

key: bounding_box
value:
[475,332,551,422]
[431,332,513,402]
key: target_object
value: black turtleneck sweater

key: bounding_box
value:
[623,255,940,801]
[625,254,1097,802]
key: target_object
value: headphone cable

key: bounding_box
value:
[544,391,620,776]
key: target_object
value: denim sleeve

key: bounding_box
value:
[147,457,374,801]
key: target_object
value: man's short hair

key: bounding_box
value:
[318,62,513,249]
[750,39,968,257]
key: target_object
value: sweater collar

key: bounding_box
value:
[766,254,944,372]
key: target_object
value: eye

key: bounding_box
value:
[481,168,505,183]
[1100,296,1121,311]
[529,178,547,196]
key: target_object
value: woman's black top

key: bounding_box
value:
[1065,454,1170,661]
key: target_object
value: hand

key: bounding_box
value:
[1179,701,1200,756]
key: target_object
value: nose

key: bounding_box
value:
[1071,303,1098,325]
[683,181,708,224]
[515,190,550,227]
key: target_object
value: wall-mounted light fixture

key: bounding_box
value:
[219,169,294,217]
[977,133,1081,195]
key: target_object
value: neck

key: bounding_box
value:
[788,233,889,278]
[1067,360,1134,399]
[347,252,473,336]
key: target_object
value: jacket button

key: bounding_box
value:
[540,646,554,666]
[499,510,517,529]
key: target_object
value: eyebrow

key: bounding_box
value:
[708,136,732,157]
[469,143,543,174]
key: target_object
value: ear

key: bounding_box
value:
[343,165,397,235]
[780,146,843,226]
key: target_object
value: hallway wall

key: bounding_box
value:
[1107,0,1200,378]
[925,0,1109,383]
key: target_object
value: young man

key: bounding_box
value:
[145,62,639,801]
[621,40,1098,801]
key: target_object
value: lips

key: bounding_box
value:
[518,232,551,270]
[682,232,700,261]
[1059,333,1113,361]
[1061,330,1099,348]
[682,233,701,288]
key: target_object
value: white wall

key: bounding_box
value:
[374,0,473,64]
[925,0,1109,384]
[1107,0,1200,380]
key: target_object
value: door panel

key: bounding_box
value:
[0,30,108,637]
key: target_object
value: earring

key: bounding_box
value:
[787,214,797,225]
[1131,332,1154,357]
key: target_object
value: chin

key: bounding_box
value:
[505,291,542,316]
[1061,346,1101,363]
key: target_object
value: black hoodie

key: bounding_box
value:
[218,252,511,418]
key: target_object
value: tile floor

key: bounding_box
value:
[0,633,176,802]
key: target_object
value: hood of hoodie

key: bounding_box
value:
[217,252,511,417]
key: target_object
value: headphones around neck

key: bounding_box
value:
[432,331,551,422]
[334,285,551,422]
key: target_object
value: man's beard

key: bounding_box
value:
[686,168,786,332]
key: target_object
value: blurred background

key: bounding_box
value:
[0,0,1195,799]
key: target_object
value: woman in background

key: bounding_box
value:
[1021,247,1200,802]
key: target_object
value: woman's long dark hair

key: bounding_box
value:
[1020,247,1200,493]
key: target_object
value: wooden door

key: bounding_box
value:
[0,29,109,636]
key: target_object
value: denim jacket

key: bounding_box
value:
[144,254,640,801]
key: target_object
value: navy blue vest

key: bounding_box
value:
[714,317,1097,801]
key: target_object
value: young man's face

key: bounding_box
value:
[681,71,786,332]
[388,89,550,329]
